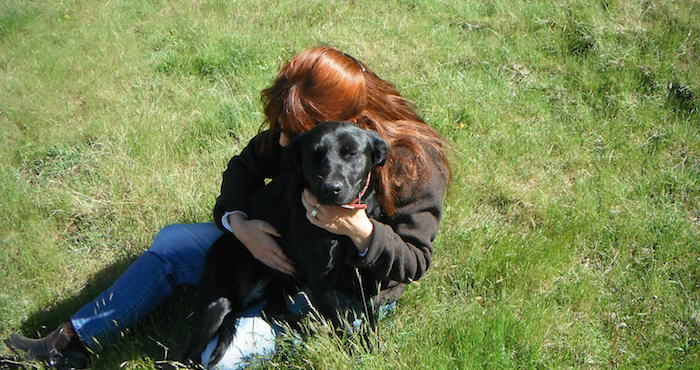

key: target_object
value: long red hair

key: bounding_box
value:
[261,47,450,215]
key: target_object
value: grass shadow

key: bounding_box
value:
[13,256,198,367]
[17,257,137,337]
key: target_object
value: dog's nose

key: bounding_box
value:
[321,181,343,196]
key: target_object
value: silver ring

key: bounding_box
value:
[310,206,319,219]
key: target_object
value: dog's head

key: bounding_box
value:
[287,121,389,206]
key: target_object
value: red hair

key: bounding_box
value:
[261,47,450,215]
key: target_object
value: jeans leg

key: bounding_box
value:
[70,223,223,350]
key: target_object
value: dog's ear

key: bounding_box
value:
[368,131,389,166]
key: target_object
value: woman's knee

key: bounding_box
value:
[150,223,190,255]
[149,222,222,264]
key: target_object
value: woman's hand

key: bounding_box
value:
[228,213,295,275]
[301,189,374,252]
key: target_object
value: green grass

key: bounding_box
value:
[1,0,698,368]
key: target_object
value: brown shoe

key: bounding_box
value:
[4,322,74,368]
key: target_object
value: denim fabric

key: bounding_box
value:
[69,222,394,369]
[70,223,223,350]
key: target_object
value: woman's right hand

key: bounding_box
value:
[228,213,295,275]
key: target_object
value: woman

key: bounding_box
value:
[5,46,450,368]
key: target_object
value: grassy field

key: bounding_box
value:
[1,0,698,368]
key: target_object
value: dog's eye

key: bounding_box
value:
[340,147,357,157]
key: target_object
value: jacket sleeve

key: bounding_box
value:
[347,163,448,283]
[213,130,282,232]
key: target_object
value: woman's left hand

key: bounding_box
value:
[301,189,374,252]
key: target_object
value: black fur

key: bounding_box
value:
[186,121,388,366]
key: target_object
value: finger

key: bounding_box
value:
[306,212,325,228]
[262,258,288,274]
[311,206,324,220]
[257,221,282,237]
[306,211,316,224]
[267,253,295,274]
[256,250,284,272]
[329,214,341,224]
[304,189,318,205]
[260,238,295,268]
[301,189,313,211]
[303,199,324,222]
[267,244,295,267]
[277,259,295,275]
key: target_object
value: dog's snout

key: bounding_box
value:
[321,181,343,196]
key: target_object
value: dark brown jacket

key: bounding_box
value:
[213,129,447,304]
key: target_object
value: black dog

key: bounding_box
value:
[186,121,389,366]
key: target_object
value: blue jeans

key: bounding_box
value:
[71,223,224,350]
[70,223,393,369]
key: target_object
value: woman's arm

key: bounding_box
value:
[301,162,448,284]
[348,166,447,283]
[213,130,282,231]
[212,130,295,274]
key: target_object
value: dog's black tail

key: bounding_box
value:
[184,297,233,362]
[207,311,240,366]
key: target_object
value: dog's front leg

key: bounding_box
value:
[305,287,351,336]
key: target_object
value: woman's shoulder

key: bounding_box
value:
[248,128,279,147]
[243,129,281,158]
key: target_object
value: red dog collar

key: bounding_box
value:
[340,173,371,210]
